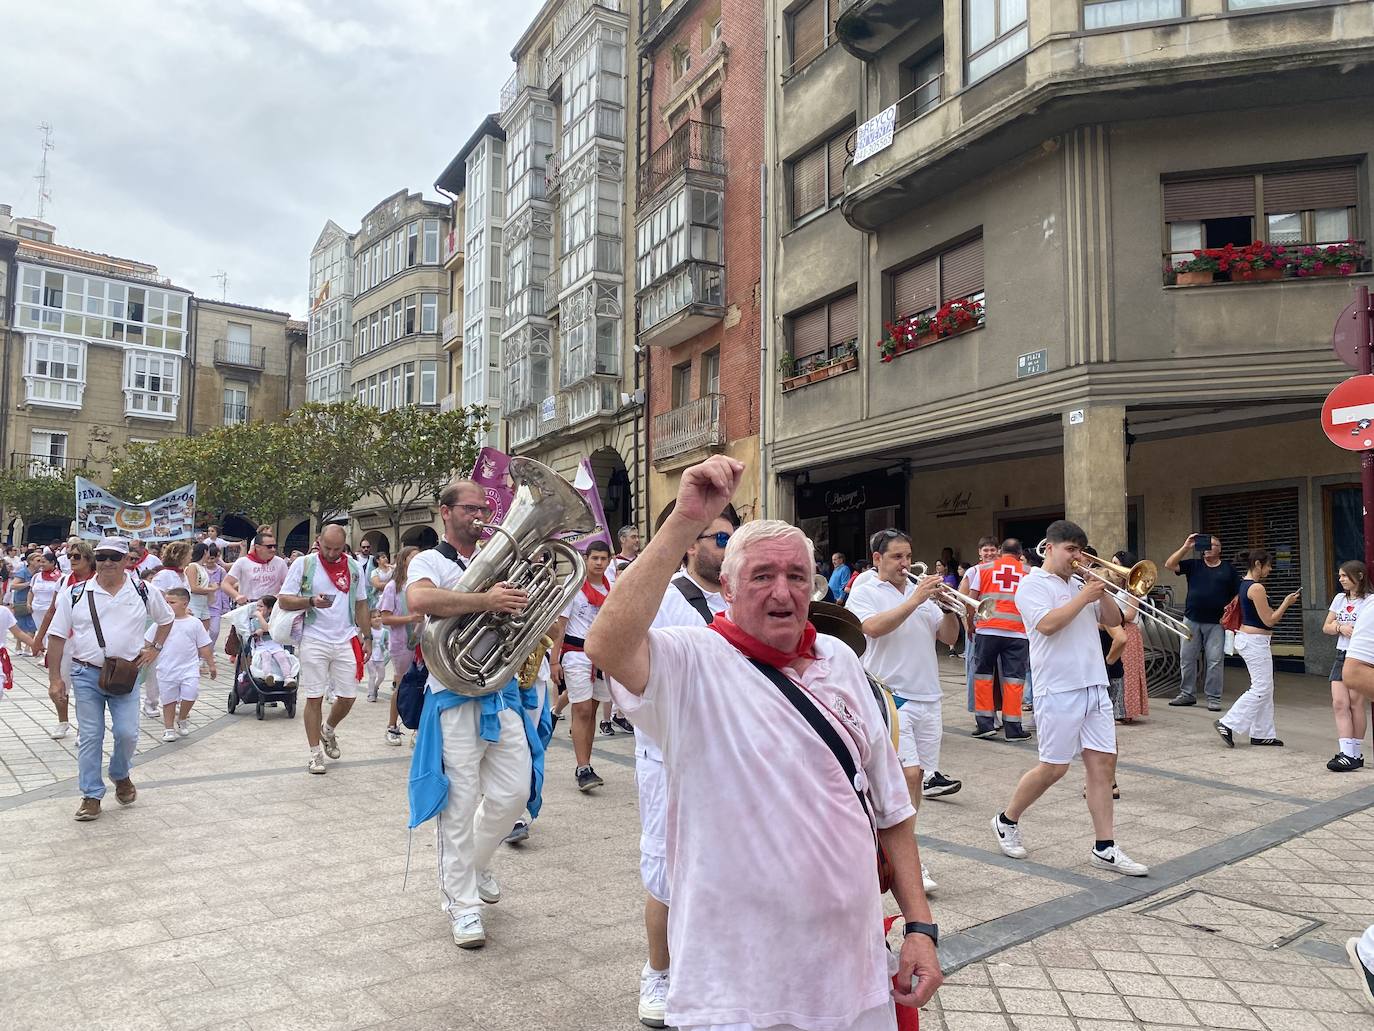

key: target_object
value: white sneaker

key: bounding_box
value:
[306,752,326,775]
[1091,844,1149,877]
[161,729,177,743]
[452,911,485,949]
[478,870,501,904]
[49,722,70,740]
[142,702,161,719]
[922,865,938,895]
[175,719,191,738]
[320,723,340,759]
[385,726,402,746]
[992,814,1028,859]
[638,967,669,1028]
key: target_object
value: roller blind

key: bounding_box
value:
[828,290,858,346]
[791,145,826,221]
[827,132,849,202]
[942,236,984,301]
[790,0,824,69]
[1163,176,1256,221]
[893,258,937,320]
[791,305,827,359]
[1262,166,1358,213]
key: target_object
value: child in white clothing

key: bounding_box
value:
[148,588,215,742]
[366,614,389,702]
[246,595,300,687]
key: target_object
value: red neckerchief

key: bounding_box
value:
[39,568,61,582]
[0,646,11,692]
[246,549,273,565]
[709,613,818,669]
[580,576,608,607]
[319,554,351,593]
[350,637,365,681]
[66,571,93,587]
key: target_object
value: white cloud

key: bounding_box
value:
[1,0,539,317]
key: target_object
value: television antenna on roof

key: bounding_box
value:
[35,123,54,219]
[211,271,228,300]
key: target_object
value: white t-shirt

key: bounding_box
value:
[146,615,210,683]
[136,553,160,575]
[1347,599,1374,665]
[29,571,64,616]
[227,555,289,602]
[845,575,944,702]
[151,568,188,596]
[0,606,17,647]
[58,553,72,575]
[1014,567,1109,694]
[48,575,175,664]
[559,576,611,640]
[610,629,912,1030]
[407,546,472,693]
[280,555,365,644]
[1329,593,1370,652]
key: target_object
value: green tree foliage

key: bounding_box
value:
[278,402,373,535]
[0,467,79,529]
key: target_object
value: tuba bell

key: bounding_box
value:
[421,457,597,697]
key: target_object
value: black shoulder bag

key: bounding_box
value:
[671,576,714,625]
[397,542,467,729]
[748,659,894,894]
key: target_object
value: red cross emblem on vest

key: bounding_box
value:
[991,564,1022,593]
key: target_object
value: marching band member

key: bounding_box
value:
[992,520,1149,878]
[846,529,960,895]
[590,456,941,1031]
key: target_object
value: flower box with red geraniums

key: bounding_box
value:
[935,297,984,336]
[1231,241,1289,281]
[1292,240,1366,278]
[875,302,983,364]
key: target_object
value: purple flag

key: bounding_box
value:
[569,459,613,553]
[469,447,514,539]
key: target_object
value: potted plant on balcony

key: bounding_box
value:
[935,297,984,337]
[837,340,859,373]
[778,353,808,392]
[1231,241,1289,282]
[1173,250,1220,286]
[1292,240,1366,278]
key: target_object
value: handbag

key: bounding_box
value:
[12,600,31,618]
[224,625,241,658]
[87,589,140,695]
[748,659,894,894]
[1220,594,1242,633]
[396,655,428,730]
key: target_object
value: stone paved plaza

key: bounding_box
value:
[3,648,1374,1030]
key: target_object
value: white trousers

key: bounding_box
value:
[435,703,531,919]
[1222,633,1277,740]
[1359,924,1374,969]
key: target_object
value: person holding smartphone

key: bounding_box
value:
[1164,531,1242,710]
[1214,549,1302,748]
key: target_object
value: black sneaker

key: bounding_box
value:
[1250,737,1284,747]
[922,772,962,798]
[1328,752,1364,772]
[503,821,529,845]
[612,714,634,734]
[1004,724,1033,742]
[599,720,614,736]
[1168,693,1197,707]
[576,765,604,792]
[1214,720,1234,748]
[972,718,999,740]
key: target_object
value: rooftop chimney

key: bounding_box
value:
[0,204,11,218]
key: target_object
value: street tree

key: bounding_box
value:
[278,402,373,537]
[0,467,80,536]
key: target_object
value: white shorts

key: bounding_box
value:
[683,1001,896,1031]
[895,699,942,772]
[158,674,200,705]
[1035,686,1116,765]
[298,637,360,700]
[564,654,609,704]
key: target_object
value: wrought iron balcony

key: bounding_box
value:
[9,452,87,477]
[638,261,725,348]
[442,310,462,344]
[223,403,249,425]
[559,345,620,390]
[638,120,725,200]
[214,339,266,370]
[653,393,725,464]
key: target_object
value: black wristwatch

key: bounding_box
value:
[903,921,938,946]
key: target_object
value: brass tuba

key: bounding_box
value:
[421,457,597,697]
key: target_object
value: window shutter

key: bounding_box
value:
[1262,166,1358,213]
[828,290,858,346]
[941,236,984,301]
[827,132,849,202]
[892,258,937,320]
[791,305,827,359]
[791,145,826,221]
[791,0,824,69]
[1162,176,1256,221]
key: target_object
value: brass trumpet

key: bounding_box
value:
[906,570,997,621]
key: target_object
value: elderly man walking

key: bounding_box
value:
[45,537,174,821]
[589,456,941,1031]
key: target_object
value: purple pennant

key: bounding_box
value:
[469,447,514,540]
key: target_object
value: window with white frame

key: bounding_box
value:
[23,335,85,407]
[423,219,441,264]
[17,266,187,350]
[420,360,438,405]
[223,382,248,425]
[966,0,1028,82]
[123,351,180,418]
[29,429,68,473]
[421,293,438,333]
[1083,0,1181,29]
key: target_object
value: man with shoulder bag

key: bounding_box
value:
[45,537,174,822]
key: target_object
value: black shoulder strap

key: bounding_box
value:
[433,541,468,569]
[671,576,713,625]
[748,658,873,826]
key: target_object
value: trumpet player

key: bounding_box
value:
[847,529,961,894]
[406,479,538,951]
[991,520,1150,878]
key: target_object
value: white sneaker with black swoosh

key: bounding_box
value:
[1091,844,1149,877]
[992,814,1027,859]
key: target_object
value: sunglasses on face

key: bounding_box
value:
[697,531,731,549]
[94,554,124,563]
[451,504,493,518]
[259,543,278,549]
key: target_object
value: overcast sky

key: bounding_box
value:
[2,0,544,317]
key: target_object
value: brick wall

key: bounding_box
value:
[643,0,764,449]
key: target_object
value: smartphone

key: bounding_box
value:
[1193,534,1210,553]
[316,594,334,608]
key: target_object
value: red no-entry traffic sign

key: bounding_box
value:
[1323,375,1374,451]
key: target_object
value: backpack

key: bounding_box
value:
[396,542,465,730]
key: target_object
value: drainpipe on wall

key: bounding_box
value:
[757,161,769,520]
[0,241,15,539]
[186,299,198,438]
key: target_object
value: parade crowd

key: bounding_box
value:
[4,458,1374,1028]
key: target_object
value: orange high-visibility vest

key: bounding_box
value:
[975,556,1028,636]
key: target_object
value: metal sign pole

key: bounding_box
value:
[1361,285,1374,570]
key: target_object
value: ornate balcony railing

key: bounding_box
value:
[9,452,87,477]
[653,393,725,462]
[214,339,266,370]
[637,120,725,199]
[222,403,249,425]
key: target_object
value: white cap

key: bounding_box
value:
[95,537,130,555]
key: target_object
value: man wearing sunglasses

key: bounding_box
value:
[46,536,175,822]
[223,532,288,607]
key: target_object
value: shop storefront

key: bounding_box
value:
[795,469,908,567]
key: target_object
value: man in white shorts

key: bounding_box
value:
[992,519,1149,878]
[550,539,614,792]
[846,528,959,895]
[1333,603,1374,1011]
[277,525,370,774]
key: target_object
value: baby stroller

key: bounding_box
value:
[225,622,298,720]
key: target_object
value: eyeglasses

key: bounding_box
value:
[697,531,731,549]
[259,543,278,549]
[94,554,124,563]
[451,504,493,518]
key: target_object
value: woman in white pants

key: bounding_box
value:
[1215,549,1301,748]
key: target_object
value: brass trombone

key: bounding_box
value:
[1034,539,1191,641]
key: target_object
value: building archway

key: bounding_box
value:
[284,519,311,555]
[362,529,392,556]
[24,518,69,546]
[220,514,257,542]
[402,525,438,548]
[588,446,632,538]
